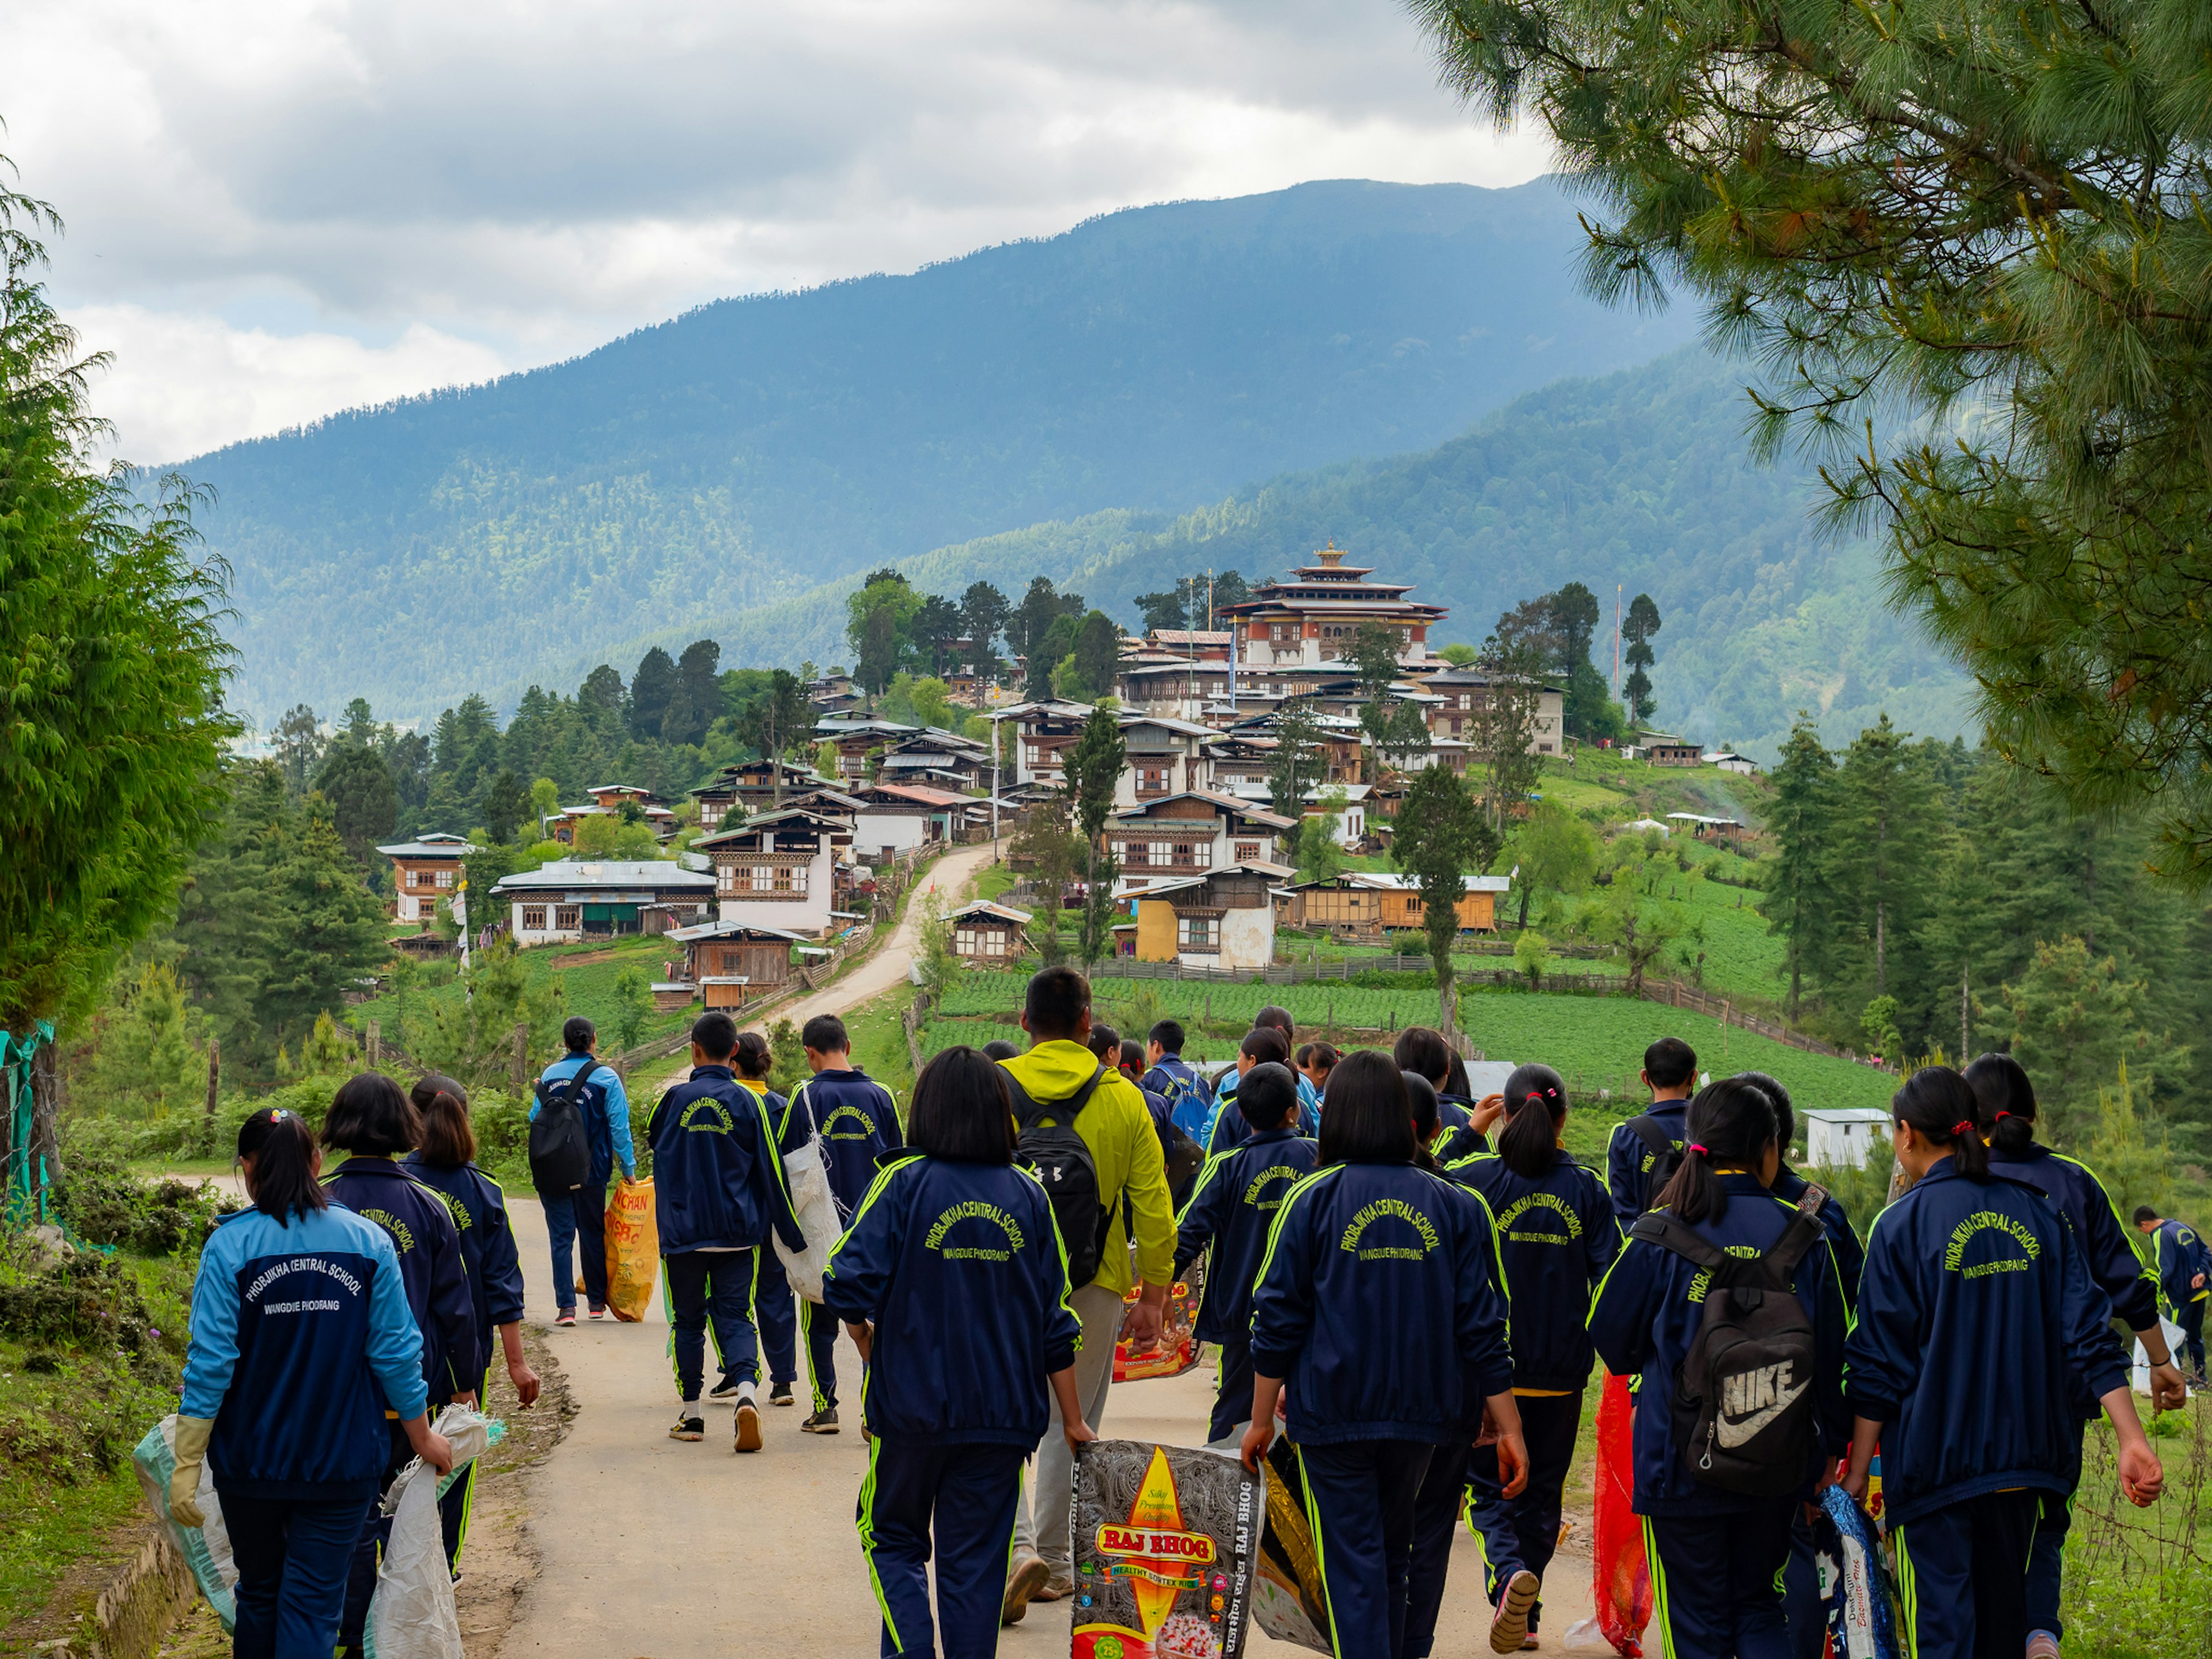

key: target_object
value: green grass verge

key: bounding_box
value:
[344,933,698,1057]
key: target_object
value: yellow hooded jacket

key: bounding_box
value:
[998,1039,1175,1297]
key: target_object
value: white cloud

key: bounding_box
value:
[3,0,1552,460]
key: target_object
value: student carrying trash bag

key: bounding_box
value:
[172,1107,455,1659]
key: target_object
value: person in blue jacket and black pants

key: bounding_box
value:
[647,1010,806,1453]
[1396,1027,1500,1165]
[823,1044,1092,1659]
[1244,1050,1527,1659]
[175,1108,455,1659]
[1603,1037,1698,1224]
[532,1017,637,1324]
[403,1074,540,1573]
[1965,1053,2182,1657]
[2135,1203,2210,1382]
[1172,1061,1319,1445]
[1586,1075,1850,1659]
[1843,1067,2164,1659]
[789,1012,903,1433]
[1443,1063,1619,1656]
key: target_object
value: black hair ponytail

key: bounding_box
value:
[1652,1076,1777,1223]
[237,1107,327,1225]
[1402,1071,1443,1170]
[733,1029,772,1081]
[1498,1063,1567,1178]
[1963,1052,2037,1158]
[1893,1066,1989,1178]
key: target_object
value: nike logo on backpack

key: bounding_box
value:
[1716,1362,1806,1448]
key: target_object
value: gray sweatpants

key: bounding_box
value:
[1011,1281,1125,1573]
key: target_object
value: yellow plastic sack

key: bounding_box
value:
[603,1179,659,1322]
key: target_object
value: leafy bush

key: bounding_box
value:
[56,1147,239,1255]
[0,1252,162,1357]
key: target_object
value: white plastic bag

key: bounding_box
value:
[134,1415,240,1631]
[368,1407,495,1659]
[2134,1316,2188,1393]
[775,1134,838,1304]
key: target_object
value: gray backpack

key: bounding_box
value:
[1630,1185,1828,1497]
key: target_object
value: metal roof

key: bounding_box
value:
[377,838,472,858]
[665,918,806,943]
[492,860,716,893]
[946,899,1035,925]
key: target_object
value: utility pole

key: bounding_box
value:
[203,1037,221,1156]
[1960,961,1971,1063]
[1613,585,1622,698]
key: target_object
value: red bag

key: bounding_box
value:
[1593,1370,1653,1656]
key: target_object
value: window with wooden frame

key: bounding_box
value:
[1171,840,1198,869]
[521,905,547,931]
[1176,912,1221,950]
[554,905,581,930]
[434,869,454,888]
[1137,765,1169,795]
[1234,840,1260,862]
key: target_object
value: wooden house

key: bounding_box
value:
[813,717,921,783]
[1116,714,1218,807]
[694,805,855,937]
[1277,871,1511,937]
[946,899,1033,965]
[664,918,804,1009]
[543,784,678,846]
[1000,699,1095,789]
[1107,793,1296,892]
[689,760,828,829]
[1635,733,1702,767]
[874,728,994,792]
[490,859,718,946]
[1419,671,1567,759]
[1123,866,1283,971]
[377,834,472,926]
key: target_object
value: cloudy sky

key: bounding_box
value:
[3,0,1551,464]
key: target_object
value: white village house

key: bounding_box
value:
[490,859,717,946]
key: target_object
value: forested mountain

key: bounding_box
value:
[185,176,1696,721]
[681,347,1972,760]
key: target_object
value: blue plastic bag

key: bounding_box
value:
[1816,1484,1904,1659]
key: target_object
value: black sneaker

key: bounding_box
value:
[669,1414,705,1442]
[768,1382,796,1407]
[709,1376,742,1399]
[801,1407,840,1434]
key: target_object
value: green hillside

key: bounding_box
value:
[185,176,1697,722]
[683,347,1971,759]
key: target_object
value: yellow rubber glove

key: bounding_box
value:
[169,1416,215,1529]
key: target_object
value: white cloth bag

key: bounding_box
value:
[774,1133,839,1304]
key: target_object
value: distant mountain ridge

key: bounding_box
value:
[180,176,1699,721]
[677,347,1972,761]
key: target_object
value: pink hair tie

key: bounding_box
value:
[1687,1143,1709,1156]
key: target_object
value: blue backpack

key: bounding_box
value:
[1149,1061,1214,1143]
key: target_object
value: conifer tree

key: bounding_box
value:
[1758,716,1840,1016]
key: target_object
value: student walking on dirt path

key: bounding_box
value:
[533,1017,636,1325]
[788,1012,903,1433]
[404,1073,540,1575]
[735,1029,812,1414]
[996,965,1176,1626]
[176,1108,457,1659]
[647,1011,806,1452]
[1604,1036,1698,1223]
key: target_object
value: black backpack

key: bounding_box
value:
[1630,1184,1829,1497]
[529,1063,596,1193]
[1627,1115,1684,1213]
[1161,1120,1205,1199]
[1003,1064,1111,1287]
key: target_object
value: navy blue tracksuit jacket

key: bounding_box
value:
[1844,1160,2128,1528]
[1173,1128,1321,1346]
[321,1158,481,1406]
[646,1065,806,1257]
[1588,1172,1851,1516]
[1447,1149,1620,1390]
[1249,1161,1514,1445]
[821,1153,1082,1445]
[1432,1094,1490,1166]
[1604,1097,1690,1225]
[792,1067,903,1222]
[1989,1144,2158,1333]
[400,1156,527,1365]
[2149,1217,2210,1321]
[1771,1164,1866,1312]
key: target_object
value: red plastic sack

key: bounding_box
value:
[1114,1264,1205,1382]
[1593,1370,1653,1657]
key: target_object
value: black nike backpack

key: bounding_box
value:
[529,1065,595,1194]
[1003,1064,1112,1287]
[1629,1184,1829,1497]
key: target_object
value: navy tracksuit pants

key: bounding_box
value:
[1782,1511,1825,1659]
[1463,1391,1582,1633]
[1893,1489,2041,1659]
[1644,1501,1796,1659]
[224,1487,375,1659]
[1208,1334,1254,1444]
[2179,1297,2209,1377]
[801,1298,842,1410]
[859,1440,1027,1659]
[1404,1439,1471,1659]
[1298,1439,1434,1659]
[663,1248,760,1399]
